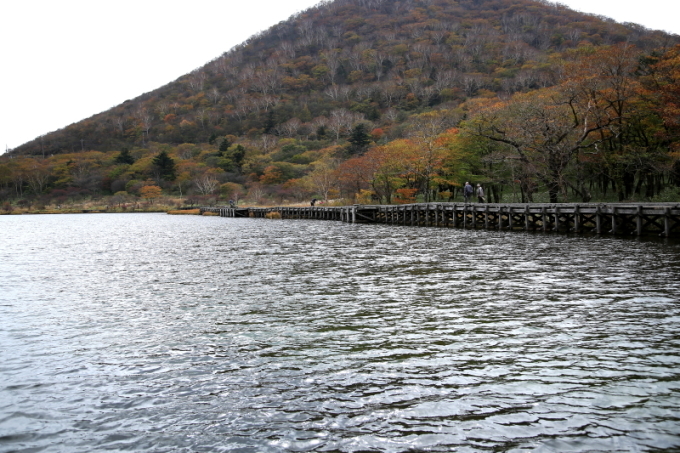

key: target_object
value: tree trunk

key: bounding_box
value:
[623,170,635,199]
[645,173,655,199]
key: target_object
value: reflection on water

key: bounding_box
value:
[1,213,679,452]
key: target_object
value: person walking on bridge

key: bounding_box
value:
[476,184,485,203]
[464,182,473,203]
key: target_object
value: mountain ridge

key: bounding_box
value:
[10,0,678,156]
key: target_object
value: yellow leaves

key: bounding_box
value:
[355,189,375,204]
[220,182,244,199]
[348,71,364,83]
[343,32,362,44]
[311,64,330,78]
[391,44,409,56]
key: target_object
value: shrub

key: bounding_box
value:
[167,209,201,215]
[140,186,162,203]
[394,188,418,204]
[655,187,680,202]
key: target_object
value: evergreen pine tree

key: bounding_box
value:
[218,138,231,155]
[152,150,177,181]
[232,145,246,173]
[264,111,276,134]
[348,123,372,154]
[114,148,135,165]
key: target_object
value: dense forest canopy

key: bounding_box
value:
[2,0,680,209]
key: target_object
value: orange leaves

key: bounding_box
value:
[646,45,680,132]
[335,124,464,203]
[434,128,460,149]
[373,139,419,178]
[140,185,162,202]
[394,188,417,204]
[260,165,284,185]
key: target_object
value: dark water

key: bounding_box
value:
[1,213,679,452]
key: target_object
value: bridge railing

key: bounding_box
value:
[198,203,680,238]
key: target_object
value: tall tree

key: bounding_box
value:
[114,148,135,165]
[347,123,372,155]
[305,157,338,201]
[151,150,177,181]
[405,110,459,202]
[642,45,680,151]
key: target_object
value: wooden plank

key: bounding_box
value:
[198,202,680,238]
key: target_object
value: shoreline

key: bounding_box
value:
[1,208,174,215]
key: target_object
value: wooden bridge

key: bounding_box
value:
[199,203,680,238]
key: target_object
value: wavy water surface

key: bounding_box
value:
[1,213,679,452]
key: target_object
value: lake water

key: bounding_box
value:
[1,213,679,452]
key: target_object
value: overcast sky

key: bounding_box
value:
[1,0,679,154]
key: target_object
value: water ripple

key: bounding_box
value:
[1,213,679,452]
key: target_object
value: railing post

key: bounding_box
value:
[574,204,580,233]
[541,206,547,232]
[525,205,530,231]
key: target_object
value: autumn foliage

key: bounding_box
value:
[1,1,680,207]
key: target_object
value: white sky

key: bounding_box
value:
[1,0,679,154]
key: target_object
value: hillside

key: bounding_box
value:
[11,0,677,155]
[2,0,680,209]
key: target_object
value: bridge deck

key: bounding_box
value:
[200,203,680,238]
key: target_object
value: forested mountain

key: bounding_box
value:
[12,0,676,154]
[2,0,680,208]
